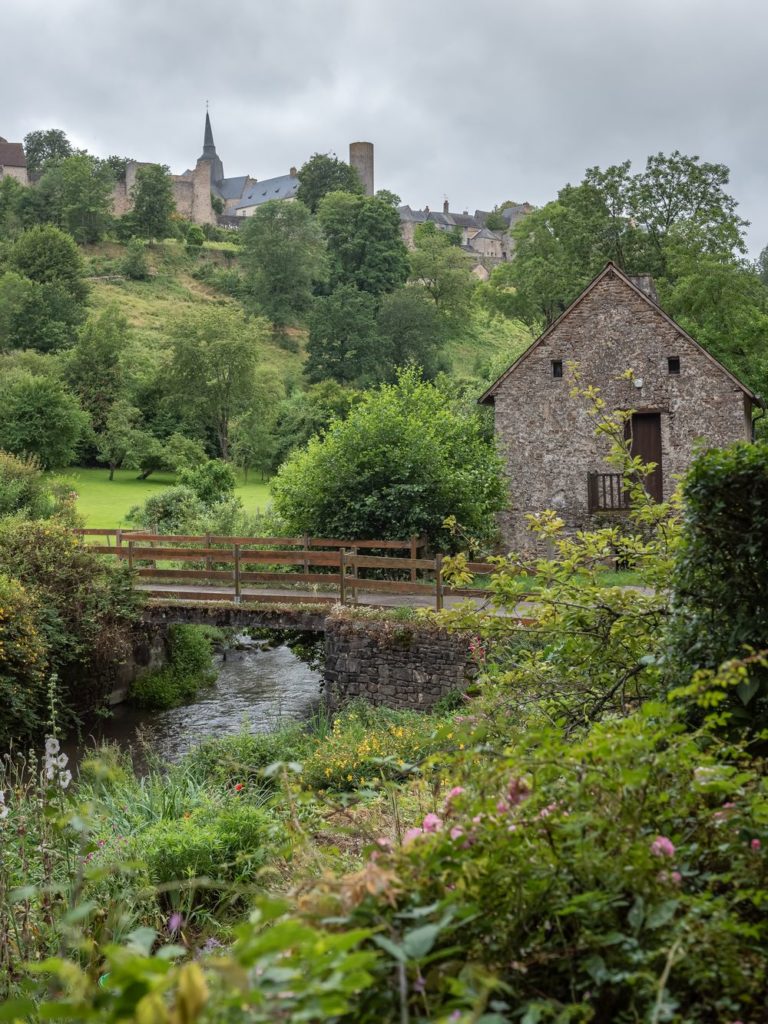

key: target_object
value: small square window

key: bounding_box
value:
[552,360,563,378]
[668,356,680,375]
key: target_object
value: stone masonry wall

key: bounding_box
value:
[493,269,752,551]
[324,616,476,711]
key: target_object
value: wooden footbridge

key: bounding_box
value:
[75,530,503,611]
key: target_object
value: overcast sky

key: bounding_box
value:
[3,0,767,255]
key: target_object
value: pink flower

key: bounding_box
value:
[538,802,558,820]
[450,825,465,841]
[376,837,392,851]
[751,838,761,851]
[650,835,676,858]
[403,827,423,845]
[713,801,736,823]
[658,870,682,885]
[507,777,530,806]
[447,786,465,800]
[496,799,510,814]
[422,813,443,833]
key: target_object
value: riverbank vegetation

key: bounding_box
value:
[1,426,766,1021]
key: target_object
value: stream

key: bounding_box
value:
[75,644,323,766]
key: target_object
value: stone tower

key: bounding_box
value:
[349,141,374,196]
[198,111,224,186]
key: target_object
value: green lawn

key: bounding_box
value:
[61,467,273,528]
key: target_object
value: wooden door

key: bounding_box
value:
[625,413,663,501]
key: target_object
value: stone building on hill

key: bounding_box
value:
[111,112,375,226]
[0,137,28,185]
[399,200,533,276]
[480,262,756,551]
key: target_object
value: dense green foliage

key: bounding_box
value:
[0,451,65,519]
[668,440,768,731]
[0,370,90,467]
[272,370,506,548]
[130,625,217,710]
[296,151,364,212]
[130,163,175,241]
[240,199,328,327]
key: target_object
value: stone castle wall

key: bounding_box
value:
[110,159,214,225]
[493,269,752,551]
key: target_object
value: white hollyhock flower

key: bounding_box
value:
[45,737,60,756]
[59,770,72,790]
[56,753,68,769]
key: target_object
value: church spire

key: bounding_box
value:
[202,109,216,158]
[198,105,224,184]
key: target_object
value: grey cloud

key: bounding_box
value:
[2,0,767,252]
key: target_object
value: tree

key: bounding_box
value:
[0,371,90,468]
[96,400,141,479]
[409,223,477,332]
[271,368,505,547]
[484,210,506,231]
[37,153,115,243]
[130,163,175,241]
[317,190,409,295]
[23,128,73,176]
[271,380,360,467]
[63,305,128,434]
[4,225,88,351]
[296,152,363,213]
[305,284,379,385]
[8,224,87,300]
[240,199,328,327]
[375,286,449,379]
[165,306,266,459]
[0,176,26,239]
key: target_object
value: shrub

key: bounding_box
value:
[185,225,205,249]
[0,450,57,519]
[130,625,216,709]
[178,459,237,505]
[128,485,204,534]
[0,518,140,735]
[121,237,150,280]
[0,371,90,468]
[0,573,50,745]
[272,368,506,550]
[141,802,273,894]
[302,702,445,790]
[667,440,768,732]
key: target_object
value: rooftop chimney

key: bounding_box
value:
[289,166,297,177]
[443,199,449,214]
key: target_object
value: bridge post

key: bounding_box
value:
[339,550,347,605]
[435,553,444,611]
[233,544,241,604]
[302,535,310,578]
[127,539,134,572]
[350,547,358,606]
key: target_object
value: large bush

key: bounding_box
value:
[0,519,140,733]
[272,369,506,549]
[0,450,62,519]
[0,573,50,745]
[667,440,768,731]
[0,371,90,468]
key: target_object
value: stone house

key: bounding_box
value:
[480,262,757,551]
[0,137,28,185]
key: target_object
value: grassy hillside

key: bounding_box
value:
[82,241,532,384]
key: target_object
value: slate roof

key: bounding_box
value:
[0,139,26,168]
[215,175,249,200]
[236,173,299,209]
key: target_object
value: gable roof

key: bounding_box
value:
[236,173,299,209]
[479,261,757,405]
[0,140,26,168]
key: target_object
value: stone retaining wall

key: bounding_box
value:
[324,616,476,711]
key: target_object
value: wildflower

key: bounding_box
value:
[167,912,184,934]
[56,753,68,768]
[0,791,8,821]
[413,975,426,994]
[650,835,676,858]
[45,737,60,756]
[658,870,682,885]
[507,777,529,806]
[403,827,423,844]
[234,783,244,792]
[422,813,443,833]
[713,801,736,822]
[447,786,465,800]
[751,838,761,851]
[449,825,465,841]
[59,770,72,790]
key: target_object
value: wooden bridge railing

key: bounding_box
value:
[74,531,503,610]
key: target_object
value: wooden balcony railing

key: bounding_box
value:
[588,472,630,513]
